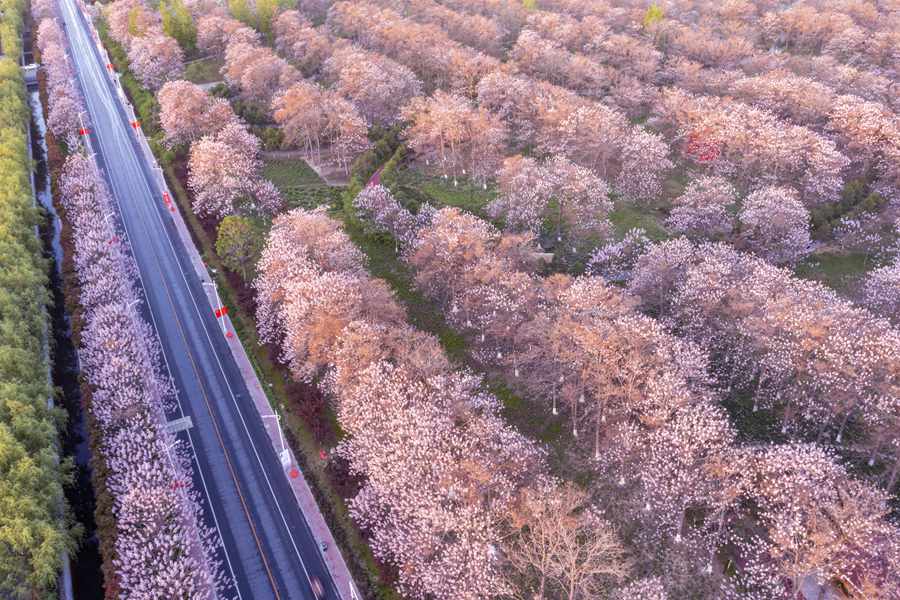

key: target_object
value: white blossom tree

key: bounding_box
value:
[666,176,736,240]
[861,259,900,324]
[187,122,283,219]
[738,186,811,266]
[615,129,673,204]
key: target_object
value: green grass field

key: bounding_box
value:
[182,56,224,84]
[609,200,669,240]
[262,158,344,210]
[796,251,874,292]
[393,167,497,217]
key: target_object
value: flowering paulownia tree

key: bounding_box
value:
[337,362,542,600]
[354,185,421,247]
[158,80,238,148]
[615,577,668,600]
[487,154,612,246]
[60,153,228,598]
[105,0,155,49]
[737,186,812,266]
[374,204,731,593]
[196,14,259,56]
[323,43,423,126]
[862,259,900,324]
[485,155,544,233]
[615,129,674,204]
[666,176,736,240]
[587,228,651,282]
[271,80,371,173]
[273,10,333,77]
[538,103,629,179]
[128,34,184,90]
[401,91,507,186]
[104,0,184,90]
[31,0,59,23]
[223,41,300,108]
[475,70,543,149]
[736,444,900,597]
[510,29,611,98]
[187,121,283,219]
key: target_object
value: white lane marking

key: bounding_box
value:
[59,1,241,596]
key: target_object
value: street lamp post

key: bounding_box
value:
[262,413,291,468]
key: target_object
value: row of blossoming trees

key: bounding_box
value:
[155,0,896,283]
[102,0,285,221]
[352,183,900,598]
[312,0,899,275]
[165,0,899,248]
[34,0,229,596]
[104,0,184,90]
[344,0,898,303]
[253,208,646,599]
[34,5,86,147]
[315,1,843,269]
[197,8,372,172]
[60,151,228,599]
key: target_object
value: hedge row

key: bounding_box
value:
[0,2,76,597]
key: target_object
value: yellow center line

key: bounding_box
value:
[156,265,282,600]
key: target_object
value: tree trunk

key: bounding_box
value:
[888,456,900,491]
[557,202,563,242]
[834,408,854,443]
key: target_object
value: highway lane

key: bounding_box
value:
[59,0,338,597]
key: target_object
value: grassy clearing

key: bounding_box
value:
[182,56,224,84]
[721,390,786,444]
[415,173,495,215]
[608,199,669,240]
[262,158,323,187]
[262,158,344,210]
[393,166,497,218]
[661,163,693,200]
[796,251,872,292]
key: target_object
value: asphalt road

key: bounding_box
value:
[59,0,338,598]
